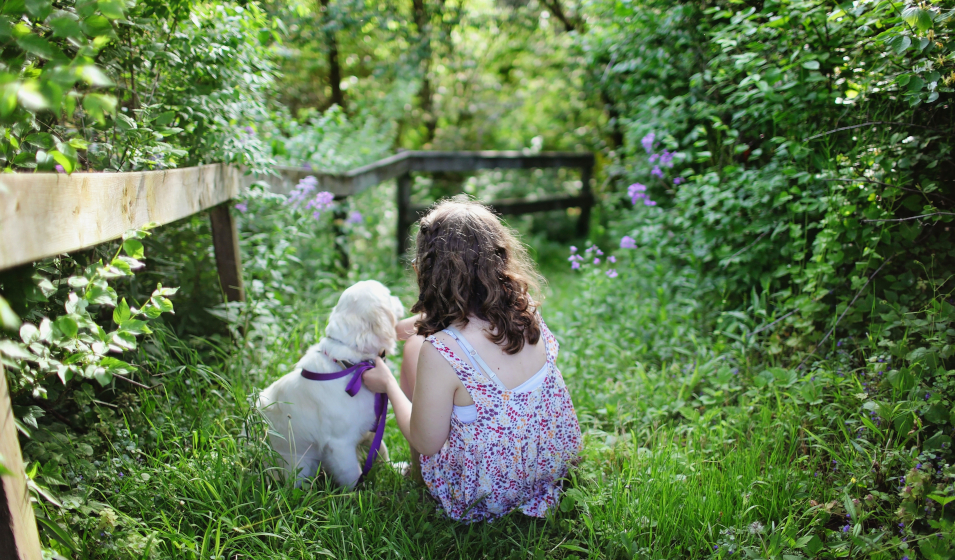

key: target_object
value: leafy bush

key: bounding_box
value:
[588,0,953,344]
[0,0,277,172]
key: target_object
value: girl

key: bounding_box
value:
[362,199,582,522]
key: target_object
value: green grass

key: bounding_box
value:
[31,190,943,560]
[36,261,812,560]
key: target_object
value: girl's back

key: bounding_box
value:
[420,316,581,522]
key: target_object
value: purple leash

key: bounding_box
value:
[300,360,388,484]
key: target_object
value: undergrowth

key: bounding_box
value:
[1,176,950,559]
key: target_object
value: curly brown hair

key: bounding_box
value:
[410,198,543,354]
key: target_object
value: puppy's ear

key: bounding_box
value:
[354,300,399,356]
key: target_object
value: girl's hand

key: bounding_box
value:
[362,356,396,394]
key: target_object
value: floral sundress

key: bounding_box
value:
[420,317,582,523]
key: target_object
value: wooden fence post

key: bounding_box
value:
[208,203,245,302]
[0,367,42,560]
[332,208,350,272]
[577,164,593,238]
[396,172,413,258]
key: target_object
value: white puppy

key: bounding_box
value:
[257,280,403,488]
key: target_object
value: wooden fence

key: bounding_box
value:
[0,150,593,558]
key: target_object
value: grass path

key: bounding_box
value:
[52,252,831,560]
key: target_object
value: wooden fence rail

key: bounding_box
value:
[244,150,595,255]
[0,150,593,557]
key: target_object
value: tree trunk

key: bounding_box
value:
[413,0,436,143]
[320,0,345,110]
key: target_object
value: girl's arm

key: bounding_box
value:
[362,347,456,456]
[396,314,421,341]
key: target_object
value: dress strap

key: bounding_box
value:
[442,327,508,390]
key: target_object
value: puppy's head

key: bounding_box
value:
[325,280,403,359]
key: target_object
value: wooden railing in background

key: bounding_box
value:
[0,150,594,557]
[244,151,595,255]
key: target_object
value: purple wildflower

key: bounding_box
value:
[243,126,254,134]
[606,269,618,278]
[628,183,647,204]
[837,340,842,347]
[570,246,577,254]
[649,153,660,163]
[346,211,363,224]
[571,261,581,270]
[608,255,616,263]
[288,175,319,207]
[620,236,637,249]
[235,202,248,213]
[673,177,685,185]
[659,151,674,168]
[55,164,65,173]
[842,524,850,533]
[307,191,335,218]
[641,132,655,154]
[593,258,600,265]
[644,198,657,206]
[651,166,664,179]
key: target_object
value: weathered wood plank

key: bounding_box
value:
[0,164,239,271]
[0,366,42,560]
[577,164,594,237]
[208,204,245,302]
[410,195,588,217]
[242,152,593,198]
[409,151,594,173]
[396,173,413,257]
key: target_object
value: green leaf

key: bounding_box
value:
[120,319,149,335]
[35,515,77,552]
[0,295,20,331]
[24,133,55,150]
[0,83,17,117]
[112,297,130,325]
[122,239,144,259]
[924,404,949,424]
[902,6,933,32]
[150,296,173,314]
[892,35,912,55]
[96,0,124,19]
[24,0,51,19]
[154,110,176,126]
[81,92,115,124]
[78,65,114,87]
[0,340,31,360]
[805,536,823,555]
[925,432,951,451]
[16,34,57,59]
[0,0,26,16]
[93,369,112,386]
[48,150,74,173]
[801,60,820,70]
[80,14,112,37]
[55,315,78,338]
[928,493,955,507]
[49,15,84,39]
[17,80,48,111]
